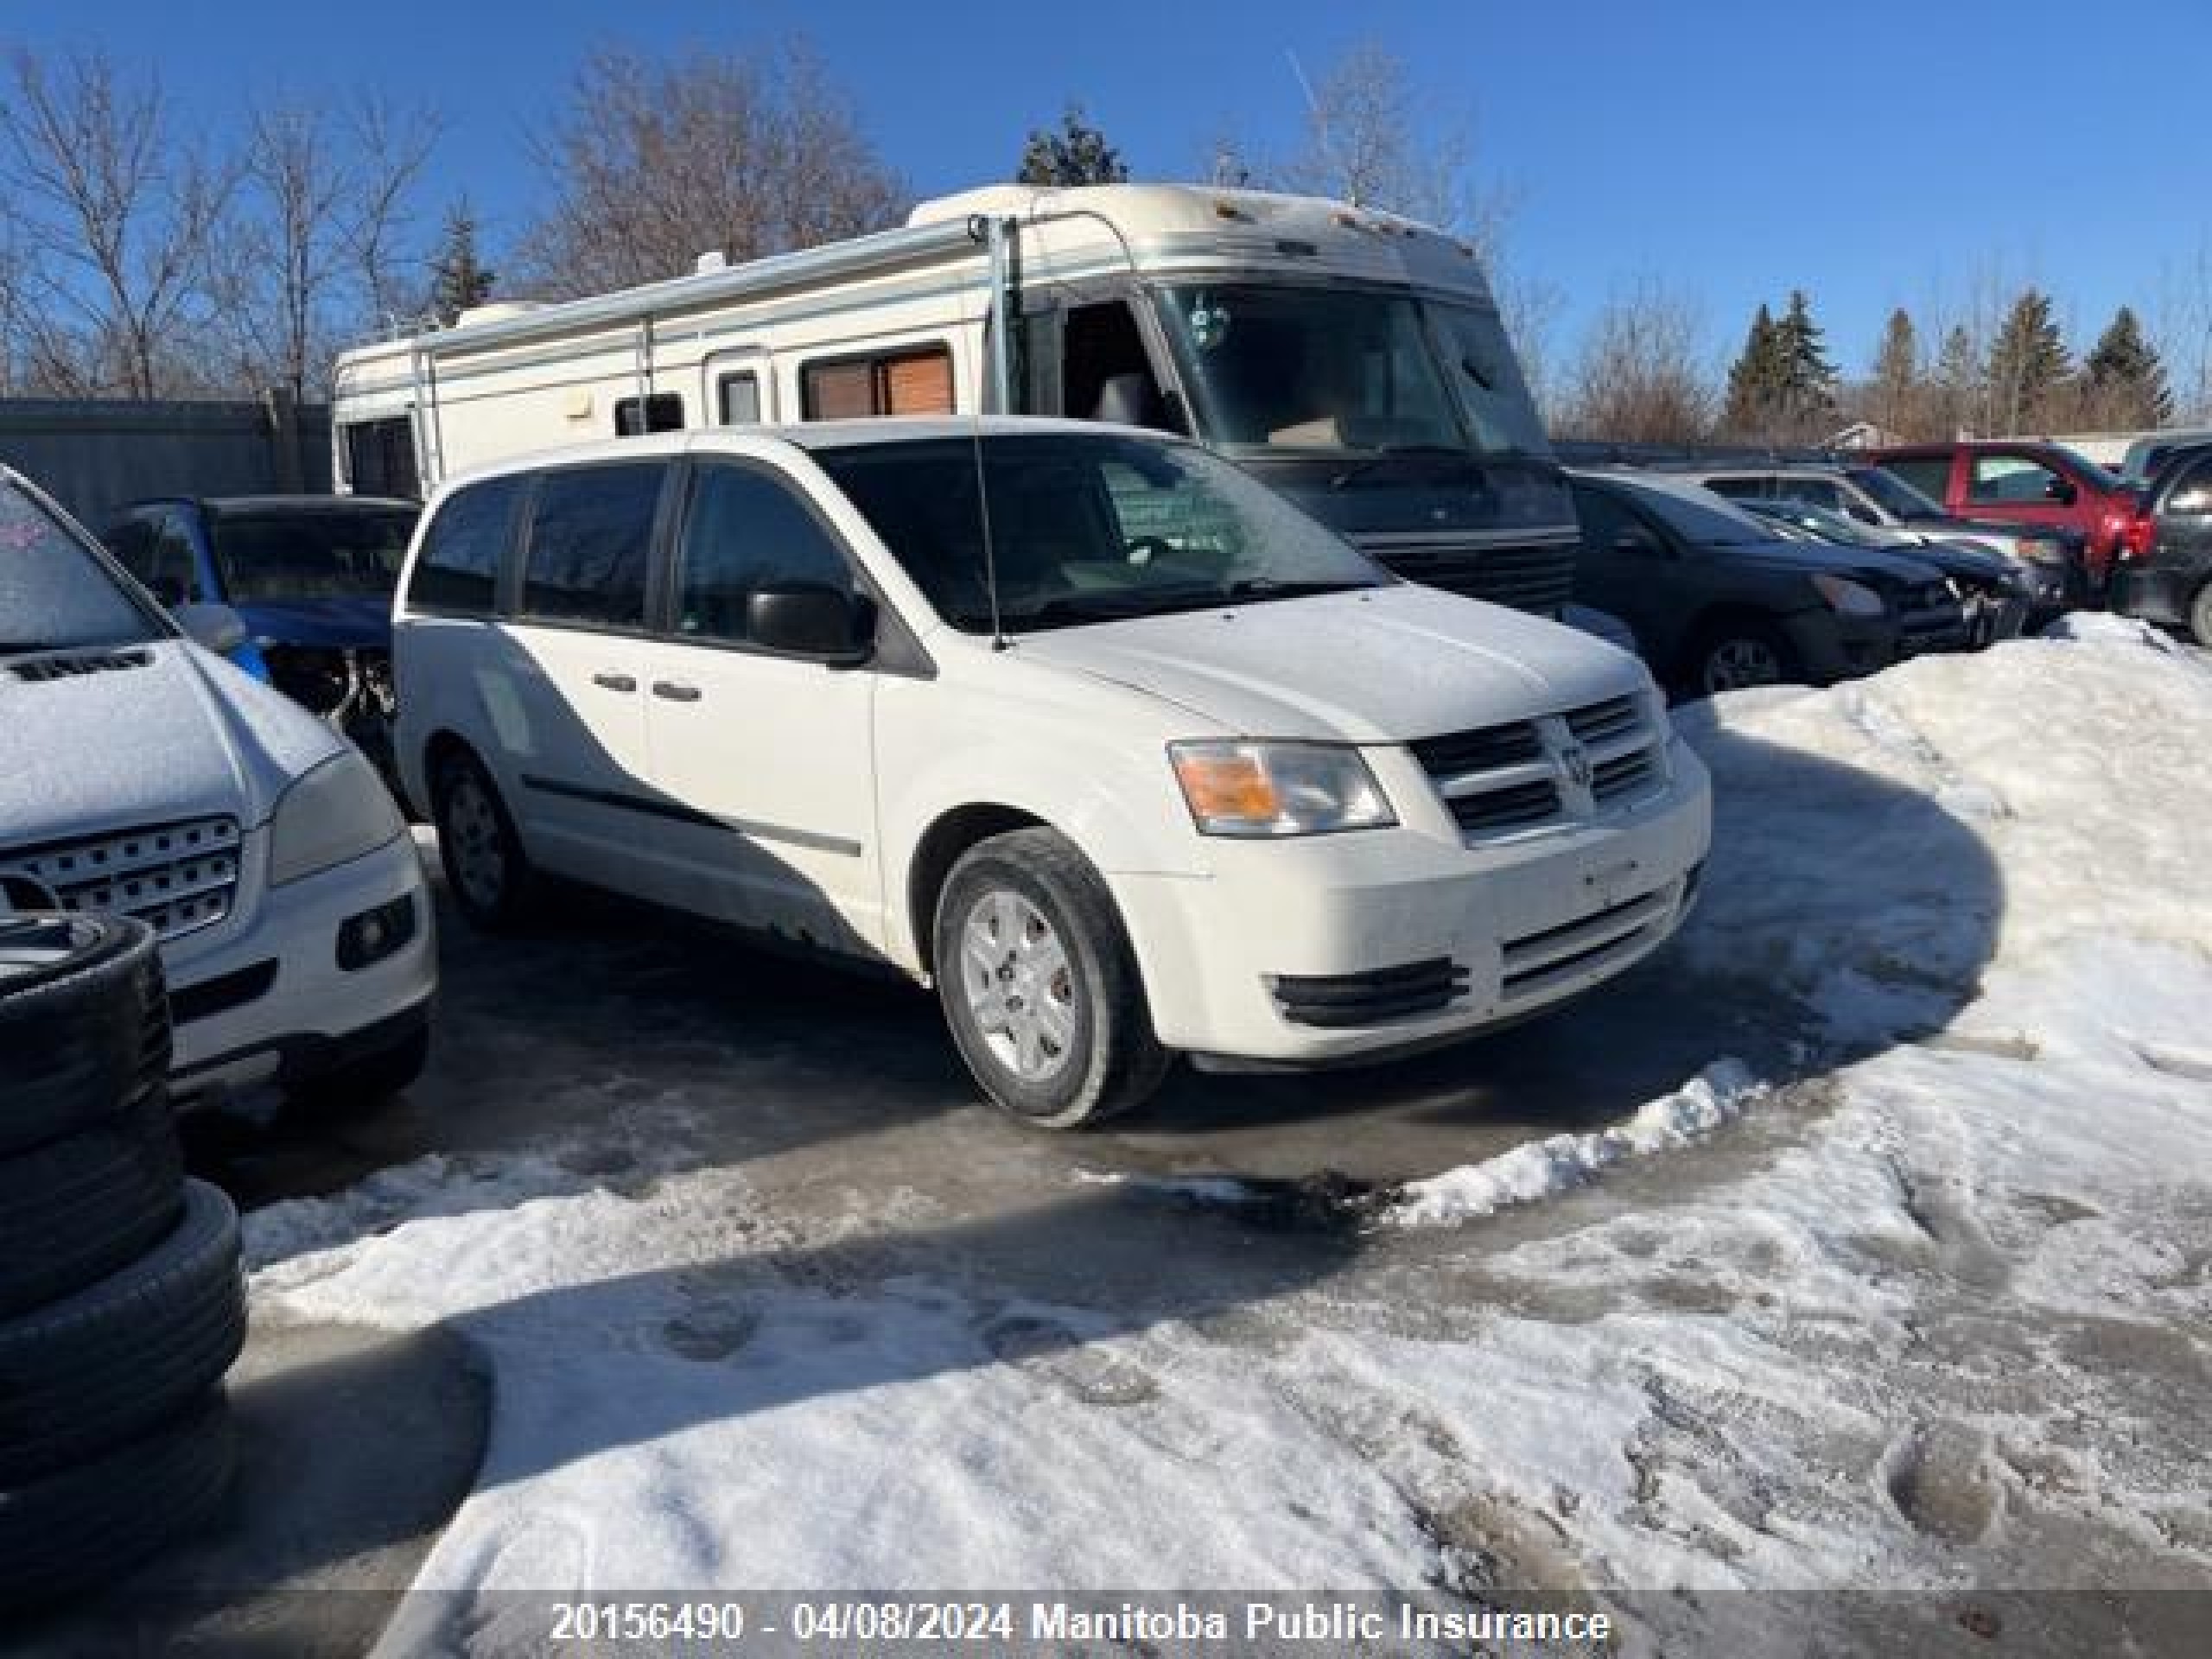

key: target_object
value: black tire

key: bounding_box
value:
[932,828,1169,1128]
[0,913,169,1159]
[0,1085,184,1322]
[1682,617,1802,696]
[0,1389,234,1614]
[307,1022,431,1110]
[2190,582,2212,648]
[0,1179,245,1487]
[430,747,541,931]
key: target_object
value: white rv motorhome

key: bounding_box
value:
[332,184,1581,614]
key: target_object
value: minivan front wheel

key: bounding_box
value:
[934,829,1168,1128]
[431,750,538,931]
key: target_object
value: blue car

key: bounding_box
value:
[101,496,419,785]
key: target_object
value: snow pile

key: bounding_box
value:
[1389,1060,1764,1226]
[238,627,2212,1642]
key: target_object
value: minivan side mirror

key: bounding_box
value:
[173,601,249,657]
[747,583,874,663]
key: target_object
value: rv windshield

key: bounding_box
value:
[1152,283,1546,460]
[814,432,1387,635]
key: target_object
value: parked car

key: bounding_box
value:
[0,466,435,1107]
[395,422,1712,1127]
[2118,429,2212,486]
[101,496,418,786]
[1684,463,2077,615]
[1859,441,2139,589]
[2110,448,2212,644]
[1567,470,1970,695]
[1732,498,2033,645]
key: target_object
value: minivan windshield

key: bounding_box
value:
[1153,283,1547,461]
[0,480,164,654]
[814,432,1388,634]
[211,505,417,602]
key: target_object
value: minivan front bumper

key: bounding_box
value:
[167,829,435,1100]
[1110,738,1712,1065]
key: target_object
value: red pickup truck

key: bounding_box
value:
[1860,441,2141,588]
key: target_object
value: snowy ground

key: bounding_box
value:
[208,627,2212,1653]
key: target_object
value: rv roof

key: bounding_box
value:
[907,181,1440,239]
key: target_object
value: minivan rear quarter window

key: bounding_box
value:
[410,475,524,614]
[518,464,664,629]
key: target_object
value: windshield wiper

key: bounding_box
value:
[1329,444,1485,491]
[1218,577,1376,603]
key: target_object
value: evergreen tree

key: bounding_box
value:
[1869,308,1921,435]
[1721,304,1783,435]
[1016,106,1128,187]
[2082,305,2172,427]
[1986,289,2070,430]
[1934,324,1981,437]
[429,200,495,326]
[1771,289,1837,415]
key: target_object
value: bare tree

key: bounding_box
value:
[522,41,908,297]
[342,95,443,334]
[1558,281,1714,443]
[0,48,233,397]
[1279,42,1516,255]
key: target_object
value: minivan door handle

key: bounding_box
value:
[591,671,638,693]
[652,680,702,702]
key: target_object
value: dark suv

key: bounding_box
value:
[102,496,418,785]
[1568,470,1970,696]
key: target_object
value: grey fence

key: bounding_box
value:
[0,396,333,525]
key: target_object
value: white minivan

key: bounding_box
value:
[393,422,1710,1126]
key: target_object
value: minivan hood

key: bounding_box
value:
[0,640,341,845]
[236,595,393,651]
[1010,584,1643,742]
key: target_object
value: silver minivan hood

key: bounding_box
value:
[0,641,340,845]
[1013,583,1648,742]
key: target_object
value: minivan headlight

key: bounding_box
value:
[1812,574,1887,618]
[268,751,404,887]
[1169,741,1396,837]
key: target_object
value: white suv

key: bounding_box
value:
[0,466,435,1106]
[394,422,1710,1126]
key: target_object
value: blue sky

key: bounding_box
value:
[5,0,2209,378]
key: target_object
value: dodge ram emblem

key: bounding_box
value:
[1557,741,1594,791]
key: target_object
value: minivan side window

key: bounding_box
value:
[674,463,853,645]
[519,464,664,630]
[410,475,524,615]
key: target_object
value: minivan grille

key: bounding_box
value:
[0,817,243,941]
[1414,690,1663,841]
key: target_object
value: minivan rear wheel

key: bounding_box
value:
[431,751,539,931]
[934,829,1168,1128]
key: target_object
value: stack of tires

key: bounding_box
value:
[0,913,245,1612]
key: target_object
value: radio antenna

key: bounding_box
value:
[967,213,1009,651]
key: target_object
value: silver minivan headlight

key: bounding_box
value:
[268,751,404,887]
[1168,740,1397,837]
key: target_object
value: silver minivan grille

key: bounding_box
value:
[0,817,243,940]
[1412,692,1666,840]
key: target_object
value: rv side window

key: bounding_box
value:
[1064,302,1171,429]
[716,372,761,425]
[799,344,954,420]
[518,463,664,630]
[410,476,524,616]
[614,392,686,437]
